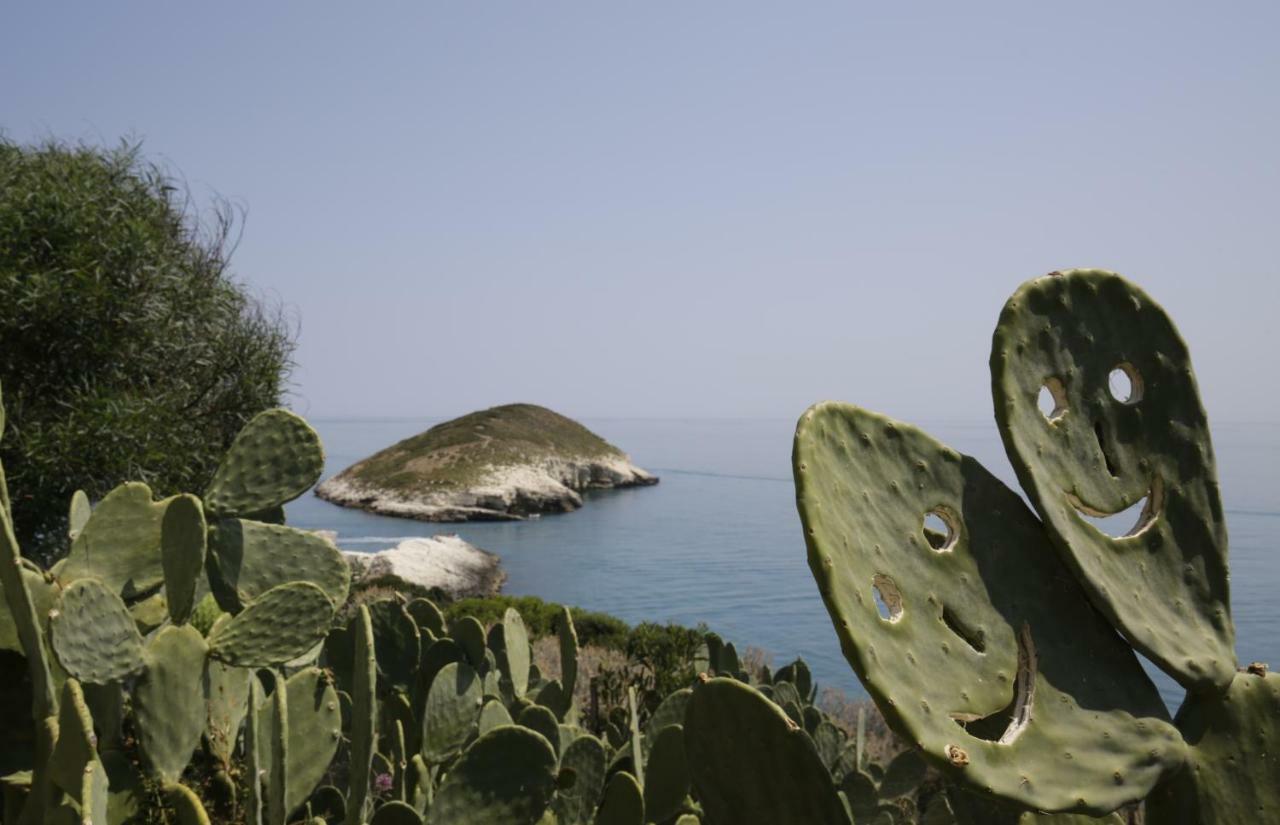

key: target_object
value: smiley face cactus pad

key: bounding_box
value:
[990,270,1234,693]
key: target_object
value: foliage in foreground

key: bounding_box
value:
[0,137,295,563]
[794,269,1277,823]
[2,266,1276,825]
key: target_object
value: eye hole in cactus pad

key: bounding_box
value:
[1108,362,1143,404]
[922,507,958,552]
[872,574,903,622]
[1037,377,1068,421]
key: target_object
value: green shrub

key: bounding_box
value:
[443,594,629,649]
[0,137,294,562]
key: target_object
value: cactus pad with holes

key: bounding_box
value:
[793,403,1183,814]
[206,518,350,612]
[204,409,325,518]
[1145,668,1280,824]
[991,270,1233,692]
[206,581,334,667]
[49,577,146,683]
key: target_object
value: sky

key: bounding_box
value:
[4,3,1278,422]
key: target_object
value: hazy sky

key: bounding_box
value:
[4,3,1277,422]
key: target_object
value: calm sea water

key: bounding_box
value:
[285,417,1279,710]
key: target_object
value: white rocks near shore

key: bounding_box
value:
[316,454,657,522]
[341,534,506,599]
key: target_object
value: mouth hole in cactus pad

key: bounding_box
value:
[922,507,958,552]
[1066,475,1164,539]
[1037,377,1068,421]
[872,574,903,623]
[1108,362,1143,404]
[950,624,1037,744]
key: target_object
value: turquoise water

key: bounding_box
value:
[285,417,1279,710]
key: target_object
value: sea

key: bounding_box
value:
[285,417,1279,711]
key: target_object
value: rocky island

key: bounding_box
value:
[315,403,657,521]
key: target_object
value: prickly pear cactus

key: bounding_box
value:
[990,270,1234,692]
[49,577,146,683]
[203,408,325,518]
[207,580,334,667]
[56,482,170,597]
[684,676,849,825]
[1145,667,1280,823]
[429,725,558,825]
[160,494,206,625]
[133,624,208,782]
[792,270,1280,823]
[793,403,1183,813]
[206,518,350,612]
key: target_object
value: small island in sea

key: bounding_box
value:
[315,403,657,521]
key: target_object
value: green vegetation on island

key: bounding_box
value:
[316,403,657,521]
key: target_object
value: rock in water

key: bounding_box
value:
[343,536,506,598]
[315,404,657,521]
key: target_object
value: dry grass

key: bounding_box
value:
[531,637,629,711]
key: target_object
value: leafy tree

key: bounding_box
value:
[0,137,295,562]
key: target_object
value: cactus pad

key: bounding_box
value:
[429,725,558,825]
[595,771,644,825]
[347,604,377,825]
[495,607,530,696]
[990,270,1234,692]
[68,490,91,541]
[1145,668,1280,823]
[134,624,208,782]
[422,661,484,762]
[685,677,848,825]
[367,598,420,692]
[207,581,334,667]
[161,494,207,624]
[557,606,579,699]
[206,518,349,612]
[204,409,325,517]
[0,567,58,654]
[643,723,690,824]
[793,404,1184,813]
[204,660,252,767]
[57,482,168,598]
[552,733,606,824]
[49,679,98,803]
[255,667,342,818]
[49,577,146,683]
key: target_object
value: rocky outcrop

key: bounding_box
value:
[342,535,505,599]
[315,404,658,521]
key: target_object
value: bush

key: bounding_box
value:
[443,594,629,649]
[0,137,294,561]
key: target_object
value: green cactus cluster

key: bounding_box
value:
[793,270,1277,823]
[0,404,341,824]
[1,271,1273,825]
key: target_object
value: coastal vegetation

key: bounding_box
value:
[0,271,1271,824]
[0,138,294,564]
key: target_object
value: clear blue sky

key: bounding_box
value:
[4,3,1277,422]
